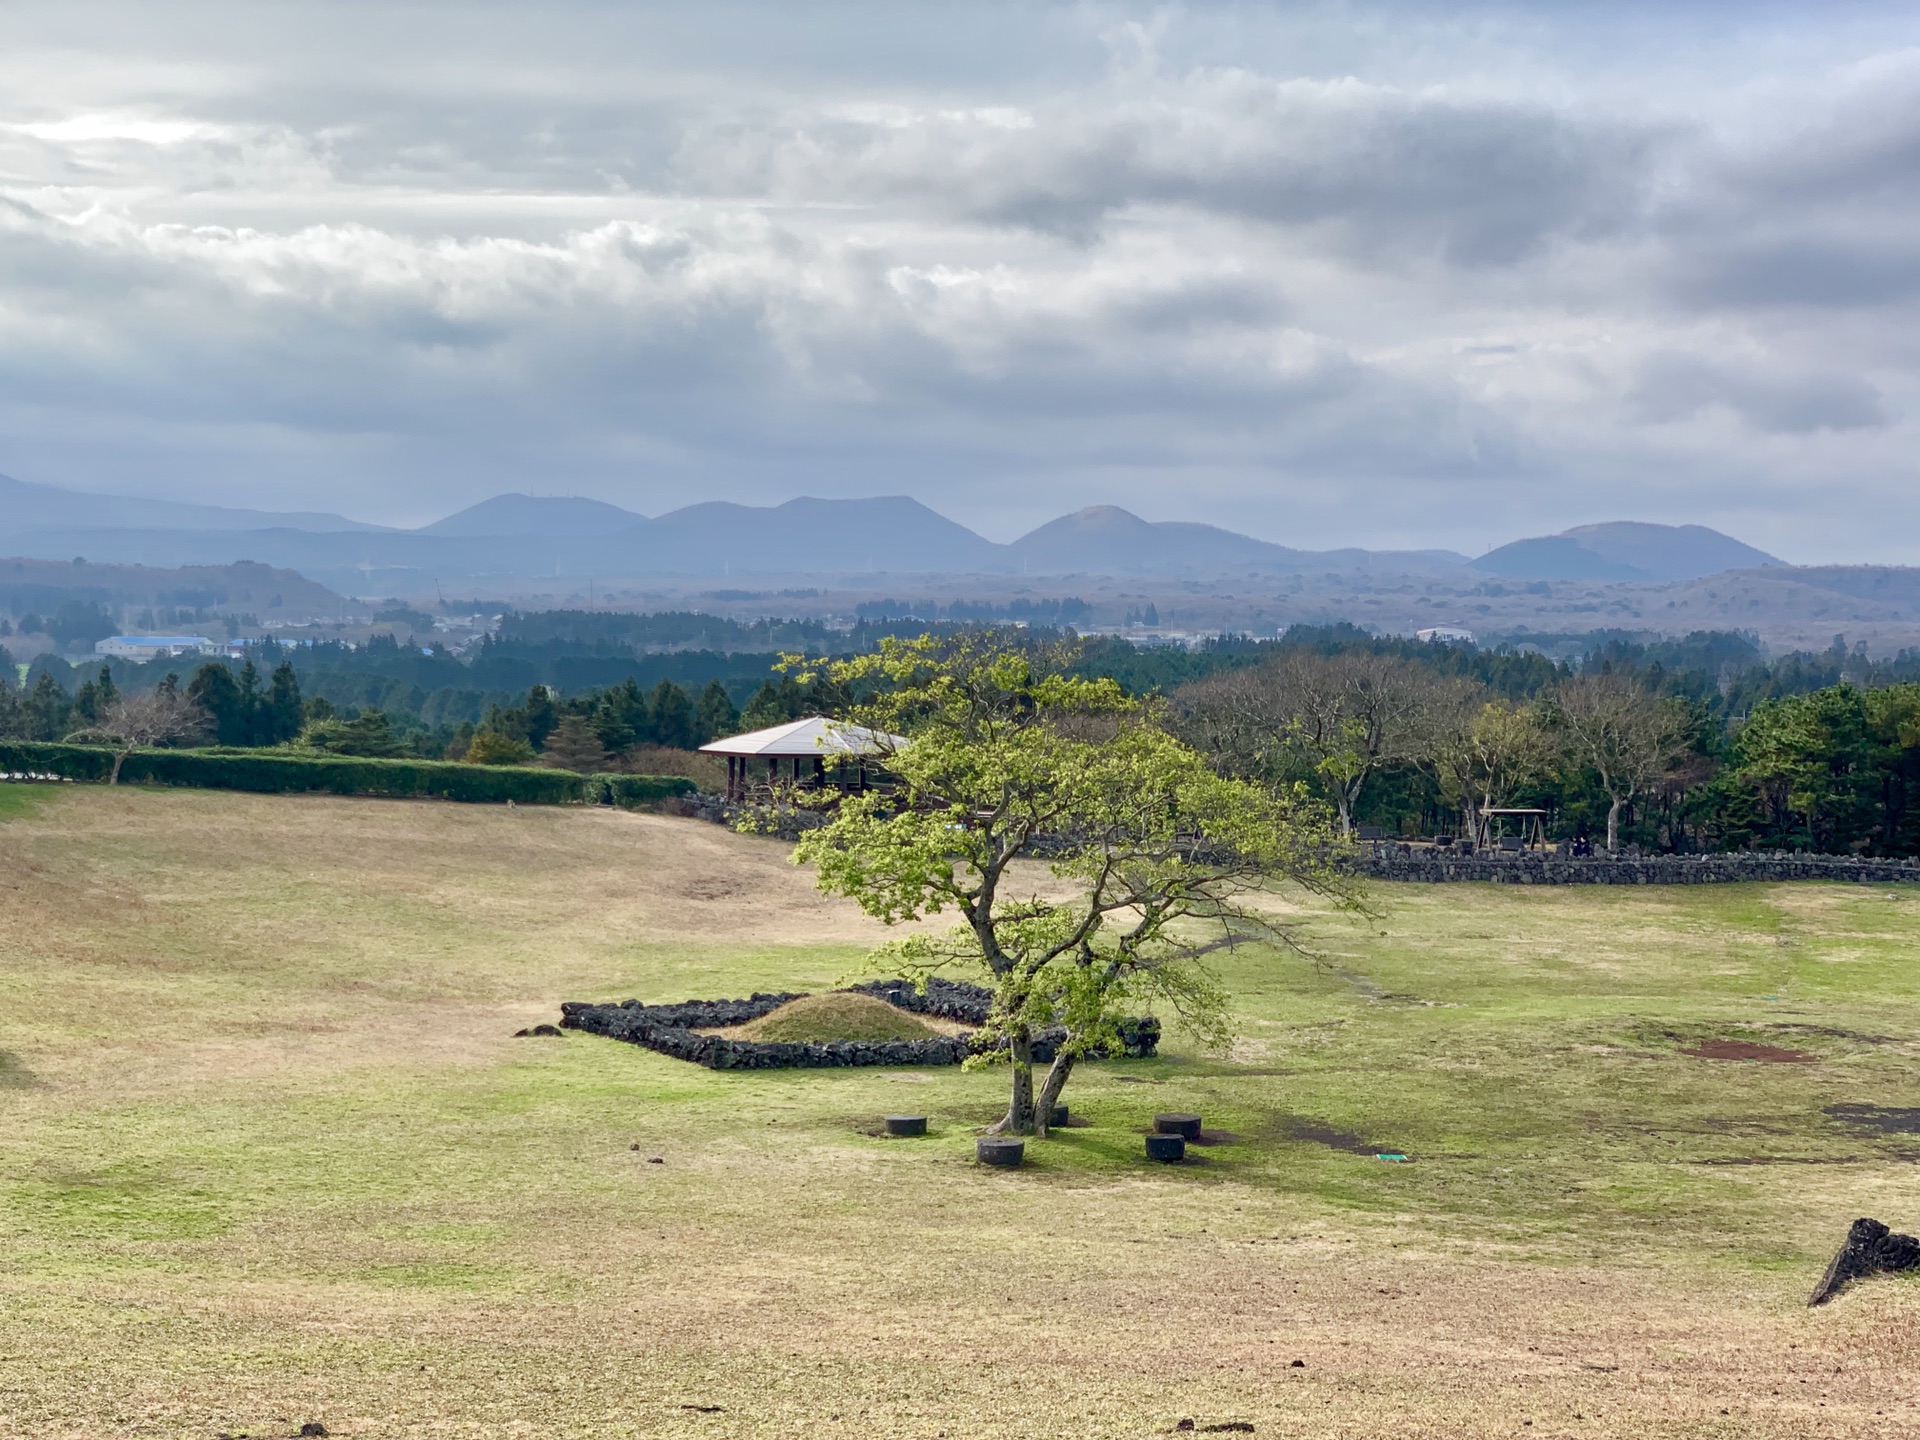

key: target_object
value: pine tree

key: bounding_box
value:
[0,668,24,739]
[73,666,119,728]
[694,679,740,744]
[741,676,806,730]
[266,662,303,744]
[26,672,70,741]
[187,664,245,745]
[540,714,609,772]
[235,660,266,745]
[72,678,103,726]
[594,677,648,752]
[524,686,558,750]
[650,680,695,749]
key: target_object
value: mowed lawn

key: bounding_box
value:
[2,786,1919,1439]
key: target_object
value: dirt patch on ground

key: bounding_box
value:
[1682,1039,1818,1063]
[1826,1104,1920,1134]
[1275,1115,1392,1156]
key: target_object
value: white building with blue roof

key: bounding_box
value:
[95,635,217,660]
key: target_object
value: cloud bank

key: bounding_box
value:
[1,1,1918,561]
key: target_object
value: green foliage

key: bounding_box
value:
[595,773,700,807]
[70,664,117,727]
[733,679,840,737]
[694,678,740,744]
[24,673,70,742]
[649,678,695,750]
[1730,684,1898,852]
[538,714,609,773]
[463,731,537,766]
[179,660,305,748]
[790,630,1358,1133]
[0,740,695,806]
[591,678,650,751]
[42,600,116,648]
[479,685,560,752]
[297,708,407,758]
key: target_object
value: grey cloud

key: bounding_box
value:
[1665,232,1920,310]
[0,2,1917,558]
[1629,352,1888,434]
[672,77,1662,265]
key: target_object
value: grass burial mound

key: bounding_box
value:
[4,784,1920,1437]
[730,990,947,1043]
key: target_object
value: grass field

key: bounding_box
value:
[2,786,1919,1438]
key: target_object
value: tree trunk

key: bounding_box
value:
[109,748,129,786]
[1606,794,1623,854]
[993,1028,1036,1135]
[1033,1050,1076,1138]
[1341,773,1370,837]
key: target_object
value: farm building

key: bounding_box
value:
[95,635,219,659]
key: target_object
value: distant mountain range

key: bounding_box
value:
[0,557,345,619]
[1471,522,1783,583]
[0,471,1805,595]
[0,472,381,535]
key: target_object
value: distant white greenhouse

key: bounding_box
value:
[95,636,218,659]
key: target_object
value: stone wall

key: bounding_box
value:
[679,793,827,840]
[1356,846,1920,886]
[559,979,1161,1070]
[560,991,973,1069]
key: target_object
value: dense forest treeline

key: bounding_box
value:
[7,611,1920,853]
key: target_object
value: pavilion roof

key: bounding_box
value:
[698,715,904,758]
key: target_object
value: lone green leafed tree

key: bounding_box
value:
[791,632,1357,1137]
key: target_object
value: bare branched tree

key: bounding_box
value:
[67,689,211,784]
[1549,673,1692,853]
[1177,650,1449,834]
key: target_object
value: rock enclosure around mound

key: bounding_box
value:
[1808,1217,1920,1305]
[559,979,1161,1070]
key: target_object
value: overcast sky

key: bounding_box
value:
[2,1,1918,559]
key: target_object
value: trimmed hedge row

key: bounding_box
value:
[0,741,695,807]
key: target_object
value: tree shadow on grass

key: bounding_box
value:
[0,1050,38,1089]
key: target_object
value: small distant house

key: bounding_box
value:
[1416,626,1476,645]
[699,715,905,801]
[95,635,217,660]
